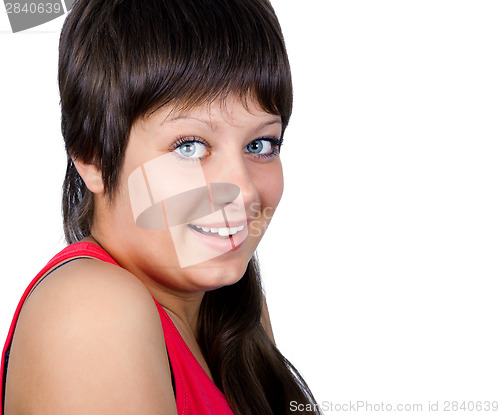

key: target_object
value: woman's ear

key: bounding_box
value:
[72,158,105,194]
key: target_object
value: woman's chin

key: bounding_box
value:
[181,255,251,291]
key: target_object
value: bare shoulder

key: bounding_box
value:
[4,258,177,415]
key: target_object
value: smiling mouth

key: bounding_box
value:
[188,224,245,238]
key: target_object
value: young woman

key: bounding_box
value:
[1,0,320,413]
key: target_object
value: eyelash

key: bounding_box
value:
[169,135,283,161]
[169,136,212,162]
[170,135,211,150]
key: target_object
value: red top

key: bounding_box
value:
[1,242,234,415]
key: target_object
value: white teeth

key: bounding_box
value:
[193,224,245,236]
[218,228,230,237]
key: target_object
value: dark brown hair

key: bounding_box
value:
[59,0,320,413]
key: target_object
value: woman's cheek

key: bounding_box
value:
[247,164,283,238]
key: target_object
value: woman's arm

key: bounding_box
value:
[4,259,177,415]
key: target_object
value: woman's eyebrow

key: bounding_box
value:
[161,115,282,131]
[162,115,216,129]
[251,119,283,134]
[259,119,282,128]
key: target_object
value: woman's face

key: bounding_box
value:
[93,95,284,294]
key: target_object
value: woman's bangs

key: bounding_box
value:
[114,0,292,125]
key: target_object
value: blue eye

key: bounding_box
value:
[245,139,273,155]
[174,141,208,159]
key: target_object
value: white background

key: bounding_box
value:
[1,1,499,413]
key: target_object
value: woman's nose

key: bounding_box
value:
[205,154,258,210]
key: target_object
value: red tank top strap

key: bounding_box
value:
[3,243,117,354]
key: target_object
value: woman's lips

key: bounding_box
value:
[187,222,249,252]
